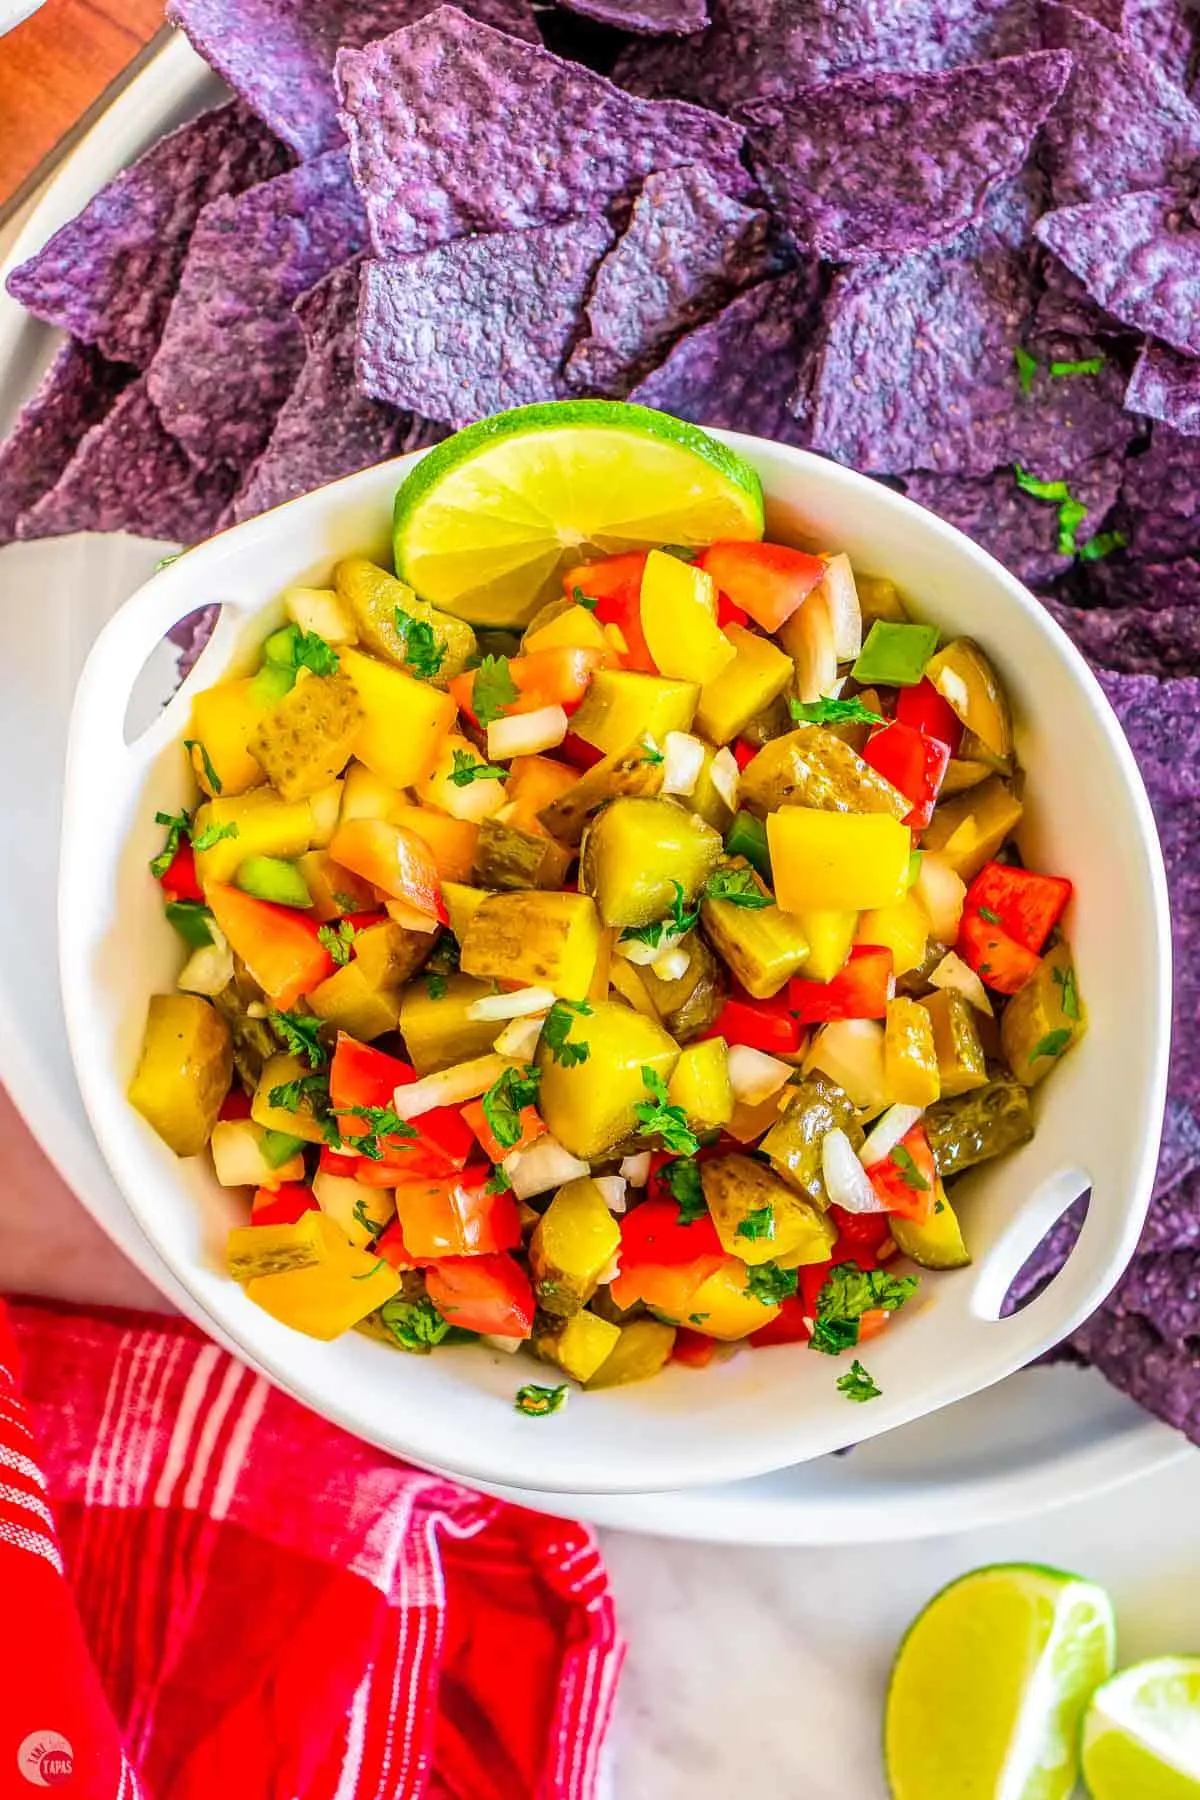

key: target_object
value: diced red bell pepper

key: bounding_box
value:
[327,819,446,932]
[318,1143,360,1178]
[559,731,606,770]
[425,1252,535,1339]
[796,1243,879,1322]
[749,1294,811,1348]
[328,1034,474,1176]
[861,720,951,830]
[450,648,607,725]
[733,739,758,773]
[562,553,656,672]
[716,593,749,630]
[329,1035,408,1126]
[696,541,826,633]
[957,909,1040,995]
[789,946,895,1025]
[393,1172,522,1259]
[609,1256,727,1320]
[702,993,803,1056]
[460,1096,546,1164]
[867,1124,940,1225]
[963,862,1073,955]
[219,1086,255,1122]
[672,1328,718,1369]
[159,843,203,903]
[251,1183,318,1227]
[827,1204,894,1261]
[894,677,963,754]
[616,1198,723,1268]
[206,884,335,1010]
[376,1215,423,1272]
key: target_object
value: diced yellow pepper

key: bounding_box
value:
[792,908,858,982]
[640,549,736,685]
[769,810,911,914]
[417,733,508,824]
[536,1310,622,1383]
[569,668,699,756]
[339,760,405,825]
[188,677,272,797]
[442,880,492,942]
[192,789,314,887]
[883,996,941,1106]
[693,623,793,744]
[668,1037,734,1128]
[295,851,376,921]
[340,647,455,789]
[524,603,611,656]
[391,802,478,883]
[856,893,929,976]
[312,1171,395,1248]
[243,1217,401,1341]
[686,1261,780,1340]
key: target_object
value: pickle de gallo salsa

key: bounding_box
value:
[130,540,1084,1408]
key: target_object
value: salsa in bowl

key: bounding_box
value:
[59,403,1170,1495]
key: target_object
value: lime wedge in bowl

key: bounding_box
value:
[885,1563,1116,1800]
[392,400,764,627]
[1082,1657,1200,1799]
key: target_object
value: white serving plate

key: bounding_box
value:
[0,33,1189,1538]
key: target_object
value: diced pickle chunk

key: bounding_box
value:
[128,993,232,1156]
[760,1072,860,1206]
[923,1076,1034,1177]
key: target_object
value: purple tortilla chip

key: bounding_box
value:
[566,167,770,399]
[231,260,410,523]
[628,267,821,445]
[147,151,366,471]
[1098,670,1200,799]
[1126,339,1200,435]
[1040,5,1200,205]
[903,454,1123,587]
[1036,192,1200,358]
[357,219,615,427]
[16,379,235,543]
[0,341,132,546]
[1076,556,1200,612]
[558,0,707,32]
[335,7,752,261]
[806,249,1134,478]
[1001,1195,1089,1315]
[1071,0,1199,88]
[614,0,1036,115]
[167,0,538,162]
[1119,430,1200,560]
[1071,1302,1200,1440]
[739,53,1069,261]
[1033,255,1129,341]
[172,605,219,680]
[5,103,289,369]
[1040,593,1200,677]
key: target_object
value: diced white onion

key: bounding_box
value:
[246,1000,269,1019]
[486,704,568,760]
[177,922,233,997]
[929,950,994,1016]
[652,944,691,982]
[392,1053,509,1119]
[860,1103,925,1168]
[804,1018,887,1110]
[619,1152,652,1187]
[616,929,683,967]
[482,1333,523,1355]
[914,851,967,944]
[791,588,839,702]
[726,1043,793,1107]
[593,1175,628,1215]
[710,745,740,811]
[502,1135,589,1199]
[822,1128,886,1213]
[492,1015,546,1060]
[467,985,557,1022]
[211,1119,303,1190]
[595,1252,622,1286]
[662,731,706,797]
[817,553,863,663]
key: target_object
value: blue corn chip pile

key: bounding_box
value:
[3,0,1200,1440]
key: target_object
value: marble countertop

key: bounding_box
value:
[6,1080,1200,1799]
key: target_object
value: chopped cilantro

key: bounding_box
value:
[1013,345,1038,395]
[485,1166,513,1195]
[449,748,506,787]
[1012,465,1093,558]
[1056,496,1089,557]
[471,654,519,727]
[978,905,1002,924]
[1049,355,1105,379]
[154,551,181,572]
[515,1384,568,1417]
[1052,962,1081,1021]
[393,606,446,680]
[425,971,448,1000]
[745,1262,798,1305]
[572,585,600,612]
[268,1009,328,1069]
[1029,1027,1072,1064]
[541,998,592,1068]
[318,920,357,967]
[789,695,885,728]
[1079,529,1127,564]
[149,809,191,879]
[1014,466,1071,504]
[836,1359,881,1402]
[377,1293,461,1351]
[333,1103,416,1161]
[352,1195,381,1240]
[292,630,340,676]
[164,899,214,948]
[352,1258,391,1280]
[688,1312,711,1326]
[890,1144,930,1193]
[737,1205,776,1243]
[184,738,222,794]
[267,1071,331,1115]
[810,1261,919,1356]
[639,735,665,766]
[662,1157,706,1224]
[703,867,770,908]
[191,820,238,853]
[481,1064,541,1151]
[634,1067,700,1156]
[620,879,699,948]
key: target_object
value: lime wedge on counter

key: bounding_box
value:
[1081,1657,1200,1800]
[392,400,764,628]
[885,1563,1116,1800]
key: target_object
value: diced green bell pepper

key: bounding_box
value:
[852,620,939,687]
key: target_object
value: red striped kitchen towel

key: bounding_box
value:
[0,1299,622,1800]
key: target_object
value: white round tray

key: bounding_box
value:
[0,31,1187,1543]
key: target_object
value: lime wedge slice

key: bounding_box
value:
[885,1563,1116,1800]
[392,401,764,628]
[1082,1657,1200,1800]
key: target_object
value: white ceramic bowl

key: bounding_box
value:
[59,430,1172,1496]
